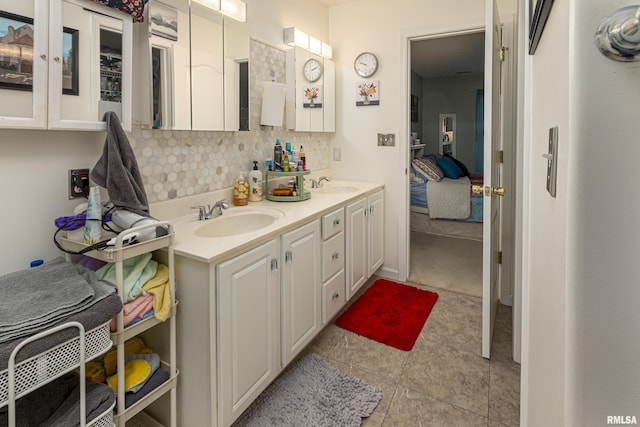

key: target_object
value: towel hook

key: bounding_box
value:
[595,5,640,61]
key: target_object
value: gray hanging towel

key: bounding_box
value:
[91,112,149,216]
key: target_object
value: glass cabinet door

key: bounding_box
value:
[48,0,132,130]
[0,0,48,128]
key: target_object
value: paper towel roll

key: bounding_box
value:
[260,82,286,126]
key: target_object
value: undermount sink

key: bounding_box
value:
[314,185,359,194]
[194,208,284,238]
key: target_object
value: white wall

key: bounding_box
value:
[328,0,485,278]
[524,0,640,424]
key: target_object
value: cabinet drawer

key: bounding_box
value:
[322,231,344,282]
[322,208,344,240]
[322,271,345,324]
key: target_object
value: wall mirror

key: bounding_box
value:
[190,0,224,131]
[439,113,456,156]
[223,17,250,131]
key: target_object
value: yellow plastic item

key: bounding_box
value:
[104,337,151,376]
[107,359,151,392]
[85,360,106,383]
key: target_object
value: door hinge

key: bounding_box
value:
[497,150,504,163]
[499,46,508,62]
[497,251,503,264]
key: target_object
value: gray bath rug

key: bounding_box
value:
[233,353,382,427]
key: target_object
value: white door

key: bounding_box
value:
[480,0,503,359]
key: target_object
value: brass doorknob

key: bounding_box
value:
[472,185,505,197]
[492,187,505,197]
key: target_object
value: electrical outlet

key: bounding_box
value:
[377,133,396,146]
[333,147,341,161]
[69,169,90,199]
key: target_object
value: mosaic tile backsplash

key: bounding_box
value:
[129,39,331,203]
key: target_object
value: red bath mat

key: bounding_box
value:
[335,279,438,351]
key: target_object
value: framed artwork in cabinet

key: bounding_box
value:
[62,27,79,96]
[0,11,34,91]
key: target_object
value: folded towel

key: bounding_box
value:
[142,263,171,321]
[90,111,149,217]
[0,259,116,344]
[109,292,154,331]
[96,253,157,302]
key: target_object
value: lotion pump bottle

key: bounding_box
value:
[249,161,263,202]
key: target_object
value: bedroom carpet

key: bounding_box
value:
[335,279,438,351]
[409,232,483,298]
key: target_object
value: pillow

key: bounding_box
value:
[445,154,470,177]
[412,157,444,182]
[436,156,463,179]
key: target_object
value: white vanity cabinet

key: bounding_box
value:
[346,190,384,299]
[217,239,281,426]
[281,220,321,366]
[321,208,346,323]
[0,0,131,130]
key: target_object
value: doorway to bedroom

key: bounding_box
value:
[407,31,485,298]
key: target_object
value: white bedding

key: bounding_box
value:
[426,176,471,220]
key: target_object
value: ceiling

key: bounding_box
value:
[411,32,485,79]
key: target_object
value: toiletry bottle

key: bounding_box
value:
[283,151,290,172]
[285,141,292,156]
[292,145,299,164]
[249,161,263,202]
[299,145,306,171]
[274,138,283,171]
[234,171,248,206]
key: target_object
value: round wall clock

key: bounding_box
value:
[354,52,378,78]
[303,58,323,82]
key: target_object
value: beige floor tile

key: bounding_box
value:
[401,337,490,417]
[382,385,488,427]
[307,323,347,358]
[329,330,410,384]
[489,360,521,426]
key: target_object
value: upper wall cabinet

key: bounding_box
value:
[133,0,191,130]
[0,0,132,131]
[285,46,335,132]
[135,1,249,132]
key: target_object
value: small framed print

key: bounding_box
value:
[303,86,322,108]
[0,11,34,91]
[356,80,379,106]
[150,2,178,41]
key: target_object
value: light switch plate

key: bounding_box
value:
[333,147,341,161]
[377,133,395,146]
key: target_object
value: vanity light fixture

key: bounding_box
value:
[192,0,220,11]
[283,27,309,49]
[221,0,246,22]
[283,27,333,59]
[309,36,322,55]
[321,42,333,59]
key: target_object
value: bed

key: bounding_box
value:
[0,258,123,426]
[410,154,484,241]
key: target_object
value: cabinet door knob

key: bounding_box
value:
[53,56,60,63]
[271,258,278,271]
[40,54,47,60]
[331,252,339,261]
[332,291,340,300]
[285,250,293,263]
[333,218,340,226]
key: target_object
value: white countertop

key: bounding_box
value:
[150,179,384,264]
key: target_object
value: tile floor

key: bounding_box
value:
[301,276,521,426]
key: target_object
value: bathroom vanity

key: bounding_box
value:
[149,179,383,426]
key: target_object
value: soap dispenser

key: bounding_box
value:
[233,171,249,206]
[249,161,263,202]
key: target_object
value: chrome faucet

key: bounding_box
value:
[191,199,229,220]
[311,176,331,188]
